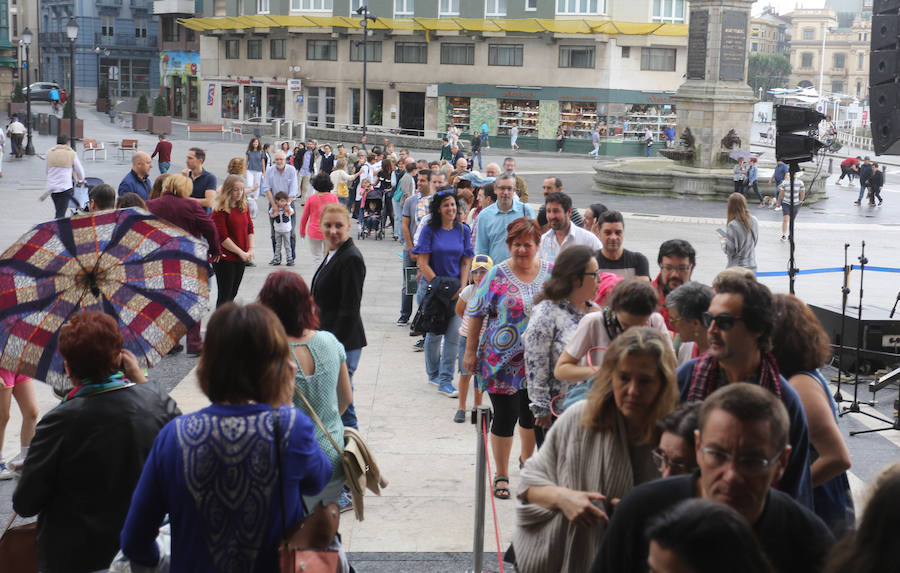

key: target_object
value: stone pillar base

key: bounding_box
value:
[674,81,756,169]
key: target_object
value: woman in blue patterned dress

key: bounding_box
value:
[121,303,331,572]
[522,246,601,446]
[464,217,552,500]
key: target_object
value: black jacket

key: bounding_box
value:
[294,147,317,173]
[416,276,461,334]
[13,381,180,573]
[318,149,335,174]
[311,238,367,350]
[869,169,884,190]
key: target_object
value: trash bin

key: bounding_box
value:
[48,114,59,135]
[38,113,49,135]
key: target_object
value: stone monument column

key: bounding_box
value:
[675,0,756,168]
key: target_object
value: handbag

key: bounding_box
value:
[0,512,38,573]
[273,409,341,573]
[293,388,388,521]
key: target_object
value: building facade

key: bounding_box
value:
[750,10,790,57]
[788,7,870,102]
[182,0,689,152]
[39,0,160,102]
[10,0,41,84]
[156,0,202,118]
[0,0,14,106]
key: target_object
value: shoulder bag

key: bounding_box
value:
[273,409,341,573]
[0,512,38,573]
[293,388,388,522]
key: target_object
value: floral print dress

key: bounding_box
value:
[466,259,552,395]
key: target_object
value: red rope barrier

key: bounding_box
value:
[482,416,505,573]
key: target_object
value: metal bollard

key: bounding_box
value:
[471,405,493,573]
[828,158,833,174]
[883,164,887,184]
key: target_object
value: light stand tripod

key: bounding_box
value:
[787,162,800,295]
[840,242,883,423]
[833,243,851,403]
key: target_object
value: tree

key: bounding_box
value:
[748,54,792,100]
[11,82,25,103]
[153,94,168,116]
[136,92,149,114]
[62,97,76,119]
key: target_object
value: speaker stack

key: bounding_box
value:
[872,0,900,154]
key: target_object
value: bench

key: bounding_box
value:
[187,124,229,140]
[119,139,138,161]
[82,139,107,161]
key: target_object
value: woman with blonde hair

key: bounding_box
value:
[228,155,259,219]
[162,173,193,198]
[212,174,255,307]
[513,327,679,573]
[719,192,758,274]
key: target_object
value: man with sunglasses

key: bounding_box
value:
[651,239,696,329]
[590,383,833,573]
[676,273,813,510]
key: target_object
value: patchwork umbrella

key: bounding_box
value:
[0,208,211,394]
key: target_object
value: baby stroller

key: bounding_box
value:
[358,187,384,240]
[69,176,104,216]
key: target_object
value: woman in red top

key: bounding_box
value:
[299,173,339,264]
[212,175,255,307]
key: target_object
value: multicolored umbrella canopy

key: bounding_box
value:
[0,208,211,394]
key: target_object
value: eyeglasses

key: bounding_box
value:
[701,312,744,331]
[660,264,692,273]
[583,270,601,280]
[651,448,693,474]
[698,446,784,475]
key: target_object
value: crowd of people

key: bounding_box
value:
[2,130,897,573]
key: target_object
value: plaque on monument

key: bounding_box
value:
[687,10,708,80]
[719,10,748,82]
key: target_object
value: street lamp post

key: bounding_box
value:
[355,5,377,142]
[66,18,79,141]
[22,28,34,155]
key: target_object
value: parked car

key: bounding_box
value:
[25,82,66,102]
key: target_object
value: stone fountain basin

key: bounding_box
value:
[592,157,826,203]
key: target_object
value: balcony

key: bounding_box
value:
[153,0,195,14]
[97,0,123,6]
[131,0,152,12]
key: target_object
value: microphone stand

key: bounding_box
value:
[833,243,851,403]
[891,291,900,319]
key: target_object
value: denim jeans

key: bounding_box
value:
[425,312,462,386]
[158,161,170,174]
[858,181,867,202]
[341,348,361,430]
[400,248,414,321]
[392,197,403,238]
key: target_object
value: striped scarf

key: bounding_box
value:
[63,371,133,402]
[686,350,782,402]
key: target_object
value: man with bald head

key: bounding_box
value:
[118,152,153,201]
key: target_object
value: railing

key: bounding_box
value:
[835,130,873,151]
[97,0,123,6]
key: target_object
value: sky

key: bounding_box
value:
[752,0,826,16]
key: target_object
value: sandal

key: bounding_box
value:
[493,476,510,500]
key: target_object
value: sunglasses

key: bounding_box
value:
[701,312,744,331]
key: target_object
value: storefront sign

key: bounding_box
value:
[288,79,302,91]
[719,10,748,82]
[207,84,215,106]
[686,10,708,80]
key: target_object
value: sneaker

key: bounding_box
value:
[269,258,281,265]
[338,491,354,514]
[412,338,425,352]
[853,200,861,205]
[437,383,459,398]
[878,200,884,205]
[286,260,296,266]
[428,378,439,386]
[453,409,467,423]
[245,260,256,267]
[780,235,787,242]
[6,454,24,472]
[773,205,780,211]
[0,463,13,481]
[186,348,202,357]
[396,317,409,326]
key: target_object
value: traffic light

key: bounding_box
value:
[775,104,826,163]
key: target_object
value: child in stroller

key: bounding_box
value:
[359,186,384,240]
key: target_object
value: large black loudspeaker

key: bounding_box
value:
[872,0,900,154]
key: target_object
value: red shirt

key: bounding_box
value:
[151,140,172,163]
[213,207,254,262]
[840,157,858,167]
[299,192,339,240]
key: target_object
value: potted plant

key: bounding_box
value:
[59,97,83,139]
[9,82,27,117]
[149,94,171,135]
[96,81,109,113]
[133,92,150,130]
